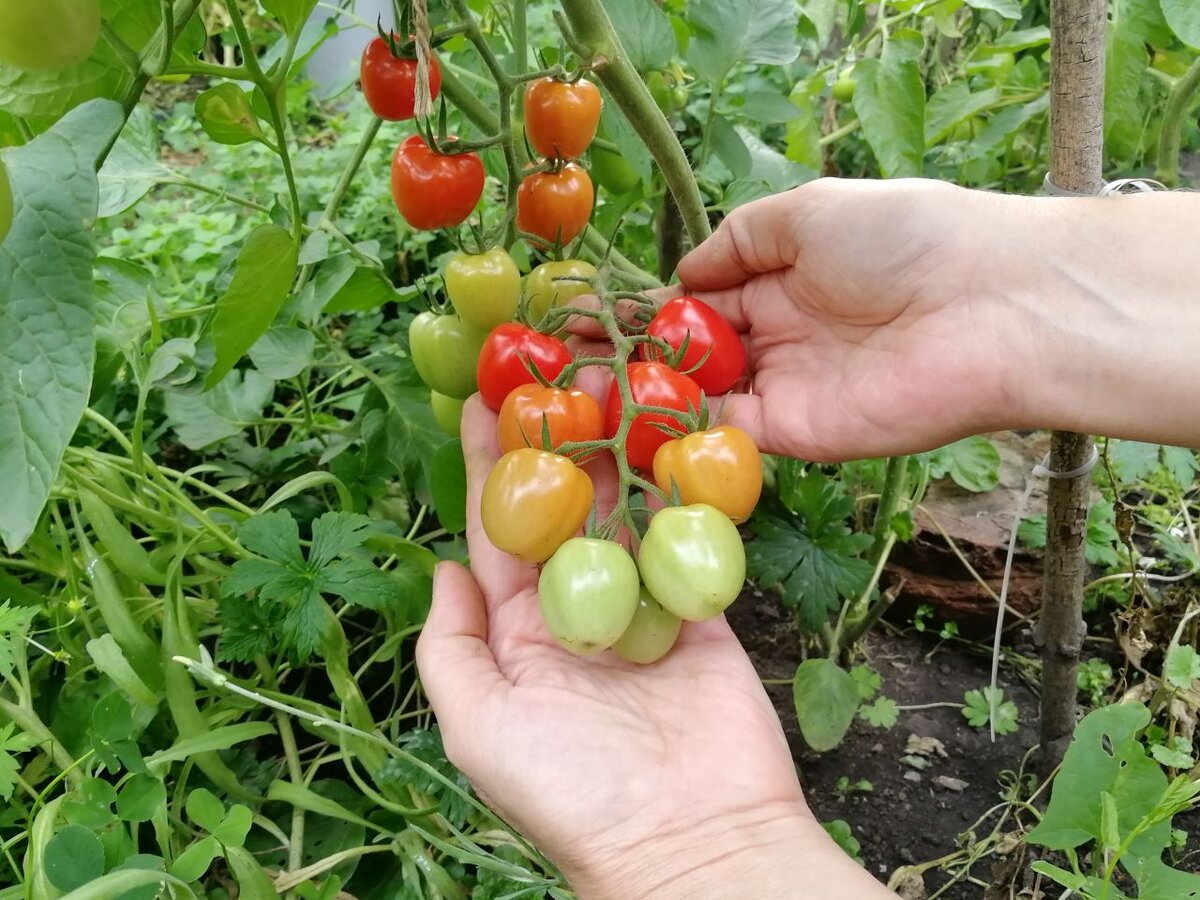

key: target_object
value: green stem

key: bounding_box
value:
[256,659,306,875]
[698,77,723,170]
[558,0,712,246]
[1155,55,1200,187]
[0,699,85,789]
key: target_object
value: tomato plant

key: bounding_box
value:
[525,259,596,323]
[538,537,640,655]
[409,312,488,400]
[390,135,485,231]
[524,77,602,160]
[360,37,442,121]
[604,362,702,470]
[481,448,593,563]
[497,384,603,455]
[0,0,100,71]
[516,163,594,246]
[612,592,682,665]
[653,426,762,524]
[638,504,746,621]
[476,323,573,411]
[445,248,521,331]
[0,159,11,243]
[643,296,746,395]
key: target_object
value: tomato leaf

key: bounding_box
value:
[852,30,926,178]
[205,224,298,389]
[195,84,265,146]
[430,439,468,534]
[0,99,122,552]
[599,0,676,71]
[924,83,1001,147]
[98,107,174,217]
[792,659,861,752]
[1161,0,1200,49]
[708,114,752,177]
[928,435,1000,492]
[261,0,319,39]
[685,0,800,83]
[962,0,1021,19]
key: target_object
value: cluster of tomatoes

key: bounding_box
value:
[361,34,601,244]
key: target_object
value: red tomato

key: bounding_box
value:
[642,296,746,395]
[498,384,603,456]
[524,77,602,159]
[516,164,594,247]
[477,324,573,412]
[360,37,442,121]
[390,135,484,231]
[604,362,702,470]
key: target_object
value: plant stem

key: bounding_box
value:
[1155,55,1200,187]
[558,0,711,246]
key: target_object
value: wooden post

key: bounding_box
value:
[1038,0,1106,774]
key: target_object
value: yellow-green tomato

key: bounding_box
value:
[430,390,464,436]
[538,537,640,656]
[525,259,597,324]
[444,248,521,331]
[613,592,682,665]
[0,0,101,71]
[408,312,488,399]
[638,503,746,621]
[0,159,12,244]
[832,67,855,102]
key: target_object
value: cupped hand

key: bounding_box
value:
[673,177,1038,462]
[414,397,815,897]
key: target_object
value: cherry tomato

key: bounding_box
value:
[604,362,702,470]
[516,163,594,247]
[643,295,746,395]
[0,159,11,244]
[391,135,484,231]
[360,36,442,121]
[445,248,521,331]
[481,449,594,563]
[409,312,488,399]
[613,591,682,664]
[498,383,603,456]
[525,259,597,324]
[538,538,640,656]
[653,426,762,524]
[476,323,573,412]
[646,70,686,115]
[430,390,465,436]
[523,77,602,160]
[638,504,746,621]
[831,67,855,102]
[590,147,640,195]
[0,0,100,71]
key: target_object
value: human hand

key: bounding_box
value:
[415,397,888,899]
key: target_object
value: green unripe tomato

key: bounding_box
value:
[832,67,855,102]
[0,159,12,245]
[538,538,640,656]
[408,312,488,400]
[590,147,641,196]
[430,390,465,436]
[638,503,746,621]
[613,592,682,665]
[444,248,522,331]
[524,259,597,324]
[0,0,101,71]
[646,70,686,115]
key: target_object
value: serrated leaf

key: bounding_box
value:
[849,664,882,700]
[685,0,799,83]
[308,511,374,566]
[316,557,407,610]
[930,435,1000,492]
[283,586,328,661]
[238,509,304,565]
[600,0,676,70]
[858,697,899,728]
[792,659,860,751]
[962,686,1018,734]
[1164,645,1200,690]
[0,721,34,801]
[0,100,122,551]
[852,31,925,178]
[206,224,298,388]
[0,601,36,682]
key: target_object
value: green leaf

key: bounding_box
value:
[98,108,174,218]
[961,686,1019,734]
[800,0,839,48]
[1105,0,1151,162]
[983,26,1052,52]
[1107,440,1162,483]
[600,0,676,70]
[852,31,926,178]
[186,788,227,833]
[169,835,221,883]
[1161,0,1200,48]
[309,511,375,566]
[708,113,752,177]
[963,0,1021,18]
[376,728,474,828]
[44,824,106,892]
[317,557,409,611]
[785,76,824,170]
[430,439,467,534]
[145,721,275,770]
[858,697,899,728]
[323,265,405,314]
[213,805,253,849]
[283,586,328,660]
[930,436,1000,492]
[116,773,166,822]
[924,83,1001,146]
[738,91,803,123]
[164,369,275,449]
[261,0,319,38]
[0,722,34,802]
[849,664,882,700]
[792,659,861,751]
[1164,645,1200,690]
[195,84,264,146]
[1161,446,1196,490]
[239,509,304,565]
[205,224,298,389]
[248,326,315,380]
[0,100,122,551]
[964,94,1049,160]
[821,820,863,863]
[225,844,281,899]
[0,601,36,682]
[1149,737,1195,769]
[85,635,159,710]
[685,0,800,83]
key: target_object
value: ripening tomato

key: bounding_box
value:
[445,248,521,331]
[638,504,746,621]
[391,135,484,231]
[525,259,597,324]
[477,323,573,412]
[643,295,746,395]
[409,313,488,399]
[360,36,442,121]
[481,449,594,563]
[613,591,682,664]
[0,0,100,71]
[524,77,602,160]
[516,164,594,247]
[430,391,465,436]
[604,362,702,470]
[0,159,11,244]
[653,426,762,524]
[498,384,603,455]
[539,538,640,655]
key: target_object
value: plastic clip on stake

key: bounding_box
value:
[987,445,1100,741]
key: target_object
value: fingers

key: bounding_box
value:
[415,562,510,747]
[564,286,683,339]
[709,391,768,450]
